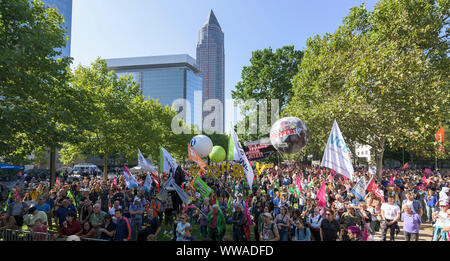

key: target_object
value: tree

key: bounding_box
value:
[285,0,449,180]
[59,58,195,178]
[232,46,303,142]
[0,0,73,164]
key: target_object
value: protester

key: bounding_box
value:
[113,209,131,241]
[293,219,311,241]
[320,210,339,241]
[401,205,422,241]
[275,205,290,241]
[231,204,247,241]
[207,204,226,241]
[99,214,116,241]
[56,211,81,238]
[380,195,401,241]
[176,214,190,241]
[260,212,280,241]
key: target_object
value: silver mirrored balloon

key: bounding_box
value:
[270,117,309,154]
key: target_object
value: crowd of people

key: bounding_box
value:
[0,163,449,242]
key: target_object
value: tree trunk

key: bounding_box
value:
[374,137,386,182]
[50,147,56,188]
[103,153,108,181]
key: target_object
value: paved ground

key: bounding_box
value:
[372,221,434,241]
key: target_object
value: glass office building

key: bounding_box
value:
[196,10,225,133]
[106,55,203,131]
[37,0,73,57]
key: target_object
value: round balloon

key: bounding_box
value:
[209,146,226,163]
[270,117,310,154]
[190,135,213,158]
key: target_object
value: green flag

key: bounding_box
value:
[193,176,212,199]
[3,192,12,211]
[67,190,77,208]
[227,134,235,161]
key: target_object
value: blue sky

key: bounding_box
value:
[70,0,379,132]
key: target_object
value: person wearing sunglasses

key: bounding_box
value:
[320,210,339,241]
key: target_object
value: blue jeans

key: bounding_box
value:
[425,206,435,222]
[279,229,289,241]
[131,218,142,241]
[200,224,208,241]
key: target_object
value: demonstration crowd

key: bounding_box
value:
[0,163,449,242]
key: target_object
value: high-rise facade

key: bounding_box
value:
[38,0,73,57]
[196,10,225,133]
[106,55,203,130]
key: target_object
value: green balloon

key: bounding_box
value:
[209,146,226,163]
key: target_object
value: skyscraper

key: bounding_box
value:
[197,10,225,133]
[106,55,203,130]
[39,0,73,57]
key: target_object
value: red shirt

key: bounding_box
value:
[58,219,81,236]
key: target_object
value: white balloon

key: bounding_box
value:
[190,135,213,158]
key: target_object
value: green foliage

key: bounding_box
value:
[59,59,194,175]
[232,46,303,142]
[285,0,449,176]
[0,0,73,164]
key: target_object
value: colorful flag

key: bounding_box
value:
[366,177,385,203]
[55,177,60,191]
[351,176,367,201]
[436,127,445,143]
[67,190,77,208]
[388,175,394,186]
[3,192,12,211]
[138,149,157,172]
[424,168,433,176]
[123,165,139,189]
[188,144,207,175]
[295,174,303,194]
[193,176,212,199]
[229,128,254,188]
[401,162,409,170]
[159,146,178,175]
[321,120,354,180]
[112,178,119,190]
[317,181,327,208]
[142,174,153,192]
[422,176,431,186]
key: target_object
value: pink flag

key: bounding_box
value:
[317,181,327,208]
[422,176,430,186]
[296,174,303,194]
[389,175,394,186]
[112,178,119,189]
[394,170,398,175]
[424,168,433,176]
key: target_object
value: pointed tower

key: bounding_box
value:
[197,10,225,133]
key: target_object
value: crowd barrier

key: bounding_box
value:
[0,229,54,241]
[0,229,109,241]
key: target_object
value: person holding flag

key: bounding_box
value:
[206,204,226,241]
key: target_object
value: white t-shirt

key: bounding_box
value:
[381,203,400,220]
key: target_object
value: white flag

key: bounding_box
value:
[162,177,192,204]
[142,174,153,192]
[351,176,366,200]
[321,120,354,180]
[138,149,157,172]
[159,146,178,175]
[230,128,254,188]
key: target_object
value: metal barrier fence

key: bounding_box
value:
[0,229,54,241]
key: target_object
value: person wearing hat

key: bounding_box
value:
[260,212,279,241]
[129,197,144,241]
[230,203,247,241]
[24,206,48,227]
[339,203,363,241]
